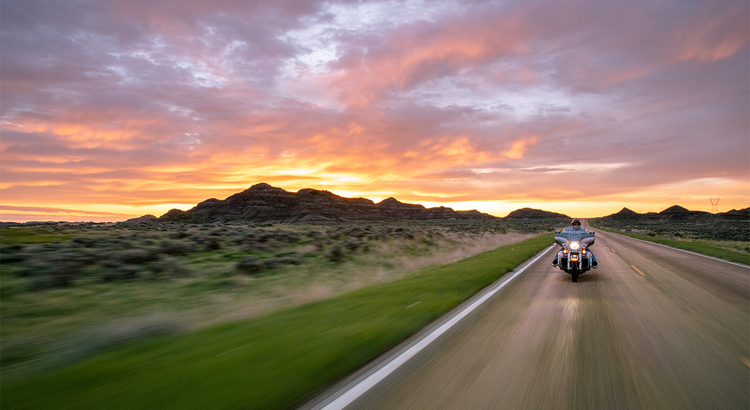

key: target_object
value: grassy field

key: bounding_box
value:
[1,220,557,382]
[1,234,552,410]
[588,222,749,265]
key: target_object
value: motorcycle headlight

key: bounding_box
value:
[570,241,580,250]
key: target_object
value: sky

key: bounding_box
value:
[1,0,748,222]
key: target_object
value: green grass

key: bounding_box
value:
[1,234,552,410]
[0,227,73,244]
[590,223,749,265]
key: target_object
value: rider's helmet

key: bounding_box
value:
[571,218,581,226]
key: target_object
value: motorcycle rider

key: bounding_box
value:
[552,218,598,268]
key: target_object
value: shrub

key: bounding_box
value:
[306,230,323,239]
[269,255,302,266]
[72,237,98,247]
[420,237,436,246]
[99,261,142,282]
[367,229,389,241]
[107,236,129,247]
[209,228,225,236]
[400,230,416,240]
[256,232,274,243]
[327,229,343,240]
[191,233,223,251]
[242,231,259,240]
[151,257,190,279]
[262,257,281,270]
[204,238,222,251]
[22,250,93,289]
[280,232,301,244]
[0,244,25,263]
[347,227,367,239]
[112,248,160,265]
[343,238,362,251]
[160,240,198,256]
[326,244,346,263]
[168,231,191,239]
[25,243,65,254]
[243,240,272,252]
[236,255,264,274]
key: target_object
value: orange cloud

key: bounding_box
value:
[502,136,538,159]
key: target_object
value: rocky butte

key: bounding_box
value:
[157,183,497,224]
[504,208,570,219]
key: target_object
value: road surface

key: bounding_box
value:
[304,222,749,410]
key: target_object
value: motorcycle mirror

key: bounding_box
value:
[589,231,595,234]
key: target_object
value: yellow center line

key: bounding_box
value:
[631,265,645,276]
[610,248,616,253]
[741,357,750,368]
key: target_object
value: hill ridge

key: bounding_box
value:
[157,183,497,223]
[598,205,749,221]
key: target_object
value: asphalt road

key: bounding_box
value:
[308,222,749,410]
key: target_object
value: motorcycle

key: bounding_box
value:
[554,230,596,282]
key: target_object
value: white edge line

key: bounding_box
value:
[316,245,556,410]
[606,230,750,269]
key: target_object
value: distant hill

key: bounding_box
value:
[717,208,750,220]
[136,196,750,225]
[657,205,711,221]
[156,183,498,224]
[601,207,641,221]
[598,205,749,222]
[503,208,569,219]
[123,214,157,223]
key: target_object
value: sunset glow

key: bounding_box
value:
[1,0,748,222]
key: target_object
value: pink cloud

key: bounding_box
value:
[668,2,749,62]
[1,0,747,217]
[328,8,541,106]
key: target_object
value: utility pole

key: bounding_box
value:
[709,196,721,213]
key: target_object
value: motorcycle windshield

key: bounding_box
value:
[554,231,595,247]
